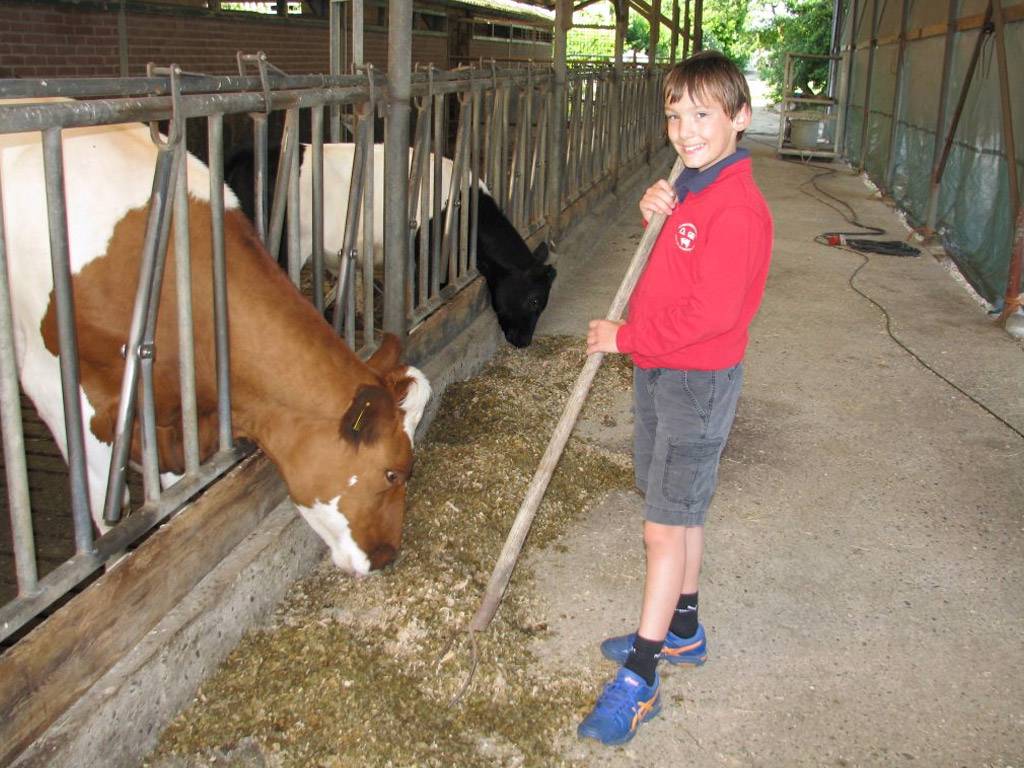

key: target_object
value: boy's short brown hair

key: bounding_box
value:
[664,50,751,121]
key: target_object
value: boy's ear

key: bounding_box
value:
[732,104,752,133]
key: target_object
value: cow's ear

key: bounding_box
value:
[532,241,550,264]
[385,365,432,443]
[340,384,394,446]
[366,333,403,375]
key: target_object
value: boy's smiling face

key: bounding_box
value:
[665,89,751,172]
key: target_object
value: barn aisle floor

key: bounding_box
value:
[532,108,1024,766]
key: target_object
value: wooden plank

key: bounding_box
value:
[847,4,1023,47]
[0,452,287,767]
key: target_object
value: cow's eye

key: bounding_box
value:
[385,469,399,484]
[528,297,540,310]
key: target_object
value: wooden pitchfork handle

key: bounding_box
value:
[469,157,685,633]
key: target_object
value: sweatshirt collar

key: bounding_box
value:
[672,147,750,203]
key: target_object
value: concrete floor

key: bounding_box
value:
[531,110,1024,766]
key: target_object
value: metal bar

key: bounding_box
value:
[432,91,445,281]
[251,113,268,244]
[459,99,471,280]
[332,119,367,336]
[286,108,302,287]
[384,0,412,336]
[468,86,481,274]
[41,128,93,550]
[991,0,1022,317]
[207,114,233,451]
[0,83,387,129]
[406,94,426,310]
[117,0,129,78]
[101,147,176,524]
[857,0,879,171]
[499,86,511,210]
[311,105,326,314]
[172,144,201,476]
[362,95,376,348]
[329,0,343,141]
[683,0,690,59]
[512,89,529,229]
[267,108,298,264]
[612,0,624,191]
[883,0,910,192]
[925,0,961,230]
[548,0,570,240]
[139,147,180,503]
[0,177,38,596]
[353,0,365,66]
[441,103,471,283]
[1,66,527,108]
[839,0,860,156]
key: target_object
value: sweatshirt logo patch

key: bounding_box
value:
[675,222,698,252]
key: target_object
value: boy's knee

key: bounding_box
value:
[642,521,688,552]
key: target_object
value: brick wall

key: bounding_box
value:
[0,1,456,79]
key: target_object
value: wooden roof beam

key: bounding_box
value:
[628,0,682,37]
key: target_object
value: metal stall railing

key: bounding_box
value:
[403,64,555,326]
[0,55,668,647]
[0,70,389,644]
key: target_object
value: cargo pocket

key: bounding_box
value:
[662,437,723,505]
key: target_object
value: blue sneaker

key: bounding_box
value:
[600,624,708,666]
[577,667,661,745]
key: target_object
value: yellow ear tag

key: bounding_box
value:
[352,401,372,432]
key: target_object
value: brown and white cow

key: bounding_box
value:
[1,104,430,575]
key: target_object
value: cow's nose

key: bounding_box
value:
[369,544,398,570]
[505,329,531,348]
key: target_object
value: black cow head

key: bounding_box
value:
[489,243,556,348]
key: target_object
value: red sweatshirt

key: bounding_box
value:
[615,156,773,370]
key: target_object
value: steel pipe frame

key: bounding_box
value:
[839,0,861,157]
[0,178,38,599]
[925,0,961,232]
[384,0,413,337]
[99,84,188,516]
[883,0,912,194]
[856,0,879,173]
[40,129,94,551]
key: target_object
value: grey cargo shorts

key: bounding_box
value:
[633,363,743,526]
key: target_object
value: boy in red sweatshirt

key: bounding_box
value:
[578,50,773,745]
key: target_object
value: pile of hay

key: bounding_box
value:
[149,335,635,767]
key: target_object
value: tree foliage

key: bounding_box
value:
[703,0,751,69]
[751,0,834,103]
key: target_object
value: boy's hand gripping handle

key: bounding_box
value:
[469,157,685,633]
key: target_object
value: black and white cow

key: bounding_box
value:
[224,143,555,348]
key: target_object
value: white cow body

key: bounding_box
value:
[1,102,236,529]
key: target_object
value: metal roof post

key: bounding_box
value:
[611,0,626,192]
[883,0,910,193]
[547,0,570,243]
[384,0,412,336]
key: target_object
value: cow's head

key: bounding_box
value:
[491,242,556,348]
[274,335,431,576]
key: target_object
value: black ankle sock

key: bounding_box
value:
[669,592,699,639]
[624,634,663,686]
